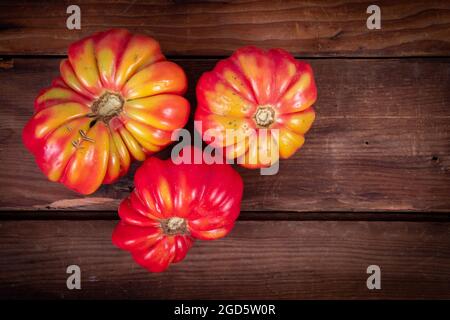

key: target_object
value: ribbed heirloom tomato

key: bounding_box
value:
[195,46,317,168]
[23,29,189,194]
[112,148,243,272]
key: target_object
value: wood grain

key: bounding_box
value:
[0,220,448,299]
[0,0,449,57]
[0,58,449,213]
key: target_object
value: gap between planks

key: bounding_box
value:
[0,210,449,222]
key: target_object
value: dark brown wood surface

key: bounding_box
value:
[1,58,449,213]
[0,220,449,299]
[0,0,449,57]
[0,0,449,300]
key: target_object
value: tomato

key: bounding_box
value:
[112,147,243,272]
[23,29,189,194]
[195,46,317,168]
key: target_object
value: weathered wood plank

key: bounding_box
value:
[0,220,448,299]
[0,0,449,57]
[0,58,449,213]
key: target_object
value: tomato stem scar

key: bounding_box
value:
[161,217,187,235]
[91,92,124,123]
[253,105,275,128]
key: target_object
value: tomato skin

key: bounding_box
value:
[23,29,190,194]
[195,46,317,168]
[112,147,243,272]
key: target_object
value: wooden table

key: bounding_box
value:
[0,0,449,299]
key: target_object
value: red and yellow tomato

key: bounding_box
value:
[195,46,317,168]
[23,29,189,194]
[112,147,243,272]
